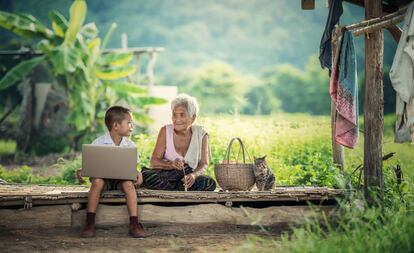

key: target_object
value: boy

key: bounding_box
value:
[77,106,145,238]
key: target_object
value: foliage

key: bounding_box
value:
[261,55,331,115]
[0,1,400,117]
[0,139,16,155]
[184,60,253,115]
[281,181,414,253]
[1,114,412,187]
[234,180,414,253]
[242,85,280,115]
[0,0,166,150]
[3,1,397,76]
[0,156,82,184]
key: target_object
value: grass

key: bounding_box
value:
[1,113,412,187]
[232,177,414,253]
[0,157,81,185]
[137,113,413,187]
[0,139,16,155]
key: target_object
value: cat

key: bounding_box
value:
[253,155,275,191]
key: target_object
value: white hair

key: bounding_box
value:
[171,93,199,118]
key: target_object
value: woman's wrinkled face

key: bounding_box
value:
[172,106,194,132]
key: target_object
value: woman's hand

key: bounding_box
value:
[134,172,143,188]
[182,173,196,189]
[76,169,85,184]
[170,159,185,170]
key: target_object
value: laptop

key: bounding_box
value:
[82,144,138,180]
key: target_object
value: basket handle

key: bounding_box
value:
[223,137,251,164]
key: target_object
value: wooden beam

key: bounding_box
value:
[386,25,402,42]
[70,204,334,228]
[344,0,399,13]
[344,6,407,31]
[0,205,72,229]
[363,0,384,205]
[0,204,334,229]
[352,13,405,36]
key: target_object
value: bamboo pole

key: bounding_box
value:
[352,13,405,36]
[345,6,407,31]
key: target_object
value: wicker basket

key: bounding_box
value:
[214,138,255,191]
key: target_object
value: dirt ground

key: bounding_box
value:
[0,223,286,253]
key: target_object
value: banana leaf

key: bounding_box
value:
[96,65,136,80]
[101,23,117,50]
[126,96,167,108]
[81,22,98,39]
[64,0,87,46]
[0,11,53,39]
[132,112,154,126]
[48,10,68,38]
[106,82,147,95]
[49,44,82,73]
[100,52,133,67]
[86,38,101,68]
[0,56,45,90]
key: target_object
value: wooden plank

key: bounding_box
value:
[0,195,336,207]
[0,184,344,206]
[71,203,334,228]
[364,0,384,205]
[0,205,71,229]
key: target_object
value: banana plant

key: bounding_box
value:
[0,0,166,146]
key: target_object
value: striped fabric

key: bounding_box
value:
[142,166,216,191]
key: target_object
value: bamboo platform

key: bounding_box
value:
[0,183,344,207]
[0,184,345,229]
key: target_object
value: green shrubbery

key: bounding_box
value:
[0,157,82,185]
[234,175,414,253]
[1,114,412,188]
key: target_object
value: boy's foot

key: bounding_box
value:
[129,222,146,238]
[81,222,96,238]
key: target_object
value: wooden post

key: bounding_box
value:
[147,51,157,87]
[331,27,345,170]
[16,78,34,156]
[364,0,384,205]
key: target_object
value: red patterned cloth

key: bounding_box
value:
[330,31,358,149]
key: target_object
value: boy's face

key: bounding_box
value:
[113,113,133,137]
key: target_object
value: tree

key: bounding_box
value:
[262,55,330,115]
[242,85,279,115]
[186,60,249,115]
[0,0,165,154]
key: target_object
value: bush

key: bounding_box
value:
[0,156,83,185]
[0,139,16,155]
[233,174,414,253]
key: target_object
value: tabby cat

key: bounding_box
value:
[253,156,275,191]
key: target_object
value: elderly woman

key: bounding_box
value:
[142,94,216,191]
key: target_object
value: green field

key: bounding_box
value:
[137,114,414,186]
[1,114,412,186]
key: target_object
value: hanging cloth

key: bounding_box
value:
[319,0,343,71]
[330,30,359,148]
[390,2,414,143]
